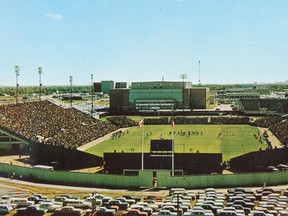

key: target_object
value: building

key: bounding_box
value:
[115,82,127,89]
[190,87,210,109]
[110,81,210,113]
[236,98,288,114]
[93,80,115,94]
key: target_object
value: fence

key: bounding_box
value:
[0,163,288,189]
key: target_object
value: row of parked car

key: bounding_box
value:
[0,193,89,215]
[0,187,288,215]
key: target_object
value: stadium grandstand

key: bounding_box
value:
[236,98,288,114]
[252,114,288,147]
[0,100,137,149]
[0,100,137,169]
[0,99,287,187]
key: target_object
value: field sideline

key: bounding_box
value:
[86,124,264,161]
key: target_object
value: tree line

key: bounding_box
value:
[0,85,91,96]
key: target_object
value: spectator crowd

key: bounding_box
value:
[0,100,286,149]
[252,114,288,148]
[173,116,251,124]
[0,101,135,149]
[106,116,137,127]
[143,116,251,125]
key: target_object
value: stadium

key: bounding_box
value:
[0,82,288,216]
[0,89,287,189]
[2,1,288,215]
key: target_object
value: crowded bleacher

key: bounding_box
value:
[0,100,287,150]
[143,116,251,125]
[106,116,137,127]
[252,115,288,147]
[0,101,136,149]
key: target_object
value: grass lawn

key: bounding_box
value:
[86,124,264,161]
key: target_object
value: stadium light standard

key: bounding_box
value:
[38,67,42,101]
[91,74,94,116]
[198,60,201,86]
[70,76,73,107]
[180,73,187,111]
[15,65,20,104]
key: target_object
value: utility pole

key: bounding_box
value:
[91,74,94,116]
[38,67,42,101]
[180,73,187,110]
[69,76,73,107]
[198,60,201,86]
[15,65,20,104]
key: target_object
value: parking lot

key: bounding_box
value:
[1,176,288,216]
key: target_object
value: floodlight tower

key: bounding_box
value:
[69,76,73,107]
[15,65,20,104]
[91,74,94,115]
[38,67,43,101]
[180,73,187,87]
[180,73,187,110]
[198,60,201,86]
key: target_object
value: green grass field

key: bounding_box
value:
[86,124,264,161]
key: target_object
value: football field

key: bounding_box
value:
[87,124,264,161]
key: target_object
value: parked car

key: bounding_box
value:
[170,188,187,196]
[106,199,129,210]
[10,198,34,207]
[17,205,47,216]
[227,188,254,195]
[248,210,274,216]
[144,196,162,202]
[122,209,149,216]
[33,194,49,202]
[133,202,159,212]
[36,201,63,212]
[54,196,68,203]
[255,188,281,194]
[64,199,92,209]
[86,206,116,216]
[152,209,177,216]
[28,196,41,204]
[122,195,142,203]
[129,204,153,216]
[115,197,136,206]
[59,194,79,200]
[184,207,214,216]
[227,200,254,209]
[54,206,83,215]
[0,204,13,214]
[97,206,116,216]
[130,202,158,214]
[0,200,17,209]
[0,195,12,200]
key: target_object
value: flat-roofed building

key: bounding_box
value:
[115,82,127,89]
[190,87,210,109]
[129,81,191,111]
[93,80,115,95]
[110,81,210,113]
[101,80,114,95]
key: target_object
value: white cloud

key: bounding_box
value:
[45,13,64,20]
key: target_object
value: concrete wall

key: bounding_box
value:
[156,170,288,188]
[1,163,288,189]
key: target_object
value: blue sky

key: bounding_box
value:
[0,0,287,86]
